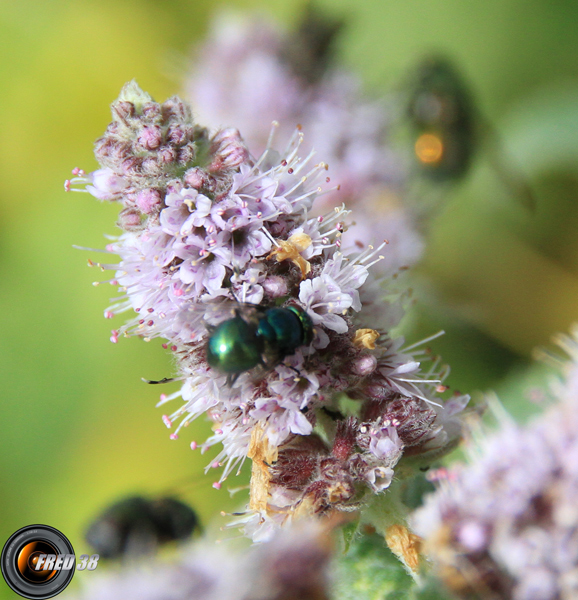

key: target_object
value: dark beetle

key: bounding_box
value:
[85,496,199,559]
[407,56,535,209]
[408,56,476,181]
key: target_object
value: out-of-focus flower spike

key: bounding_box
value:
[412,328,578,600]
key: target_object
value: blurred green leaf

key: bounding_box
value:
[332,533,415,600]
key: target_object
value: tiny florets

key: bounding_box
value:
[412,329,578,600]
[70,81,468,542]
[186,11,424,277]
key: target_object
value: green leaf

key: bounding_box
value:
[332,531,456,600]
[331,532,415,600]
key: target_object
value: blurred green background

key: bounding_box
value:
[1,0,578,597]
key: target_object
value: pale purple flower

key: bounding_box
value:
[185,11,421,277]
[86,168,129,201]
[299,272,352,334]
[412,330,578,600]
[368,425,403,461]
[251,397,313,446]
[70,80,466,543]
[160,188,213,234]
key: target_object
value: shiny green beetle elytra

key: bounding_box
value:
[206,305,314,380]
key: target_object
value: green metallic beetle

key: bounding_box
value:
[407,56,535,210]
[408,56,475,181]
[206,304,314,384]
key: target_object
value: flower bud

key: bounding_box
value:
[136,189,161,214]
[351,353,377,376]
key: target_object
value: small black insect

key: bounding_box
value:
[279,3,343,85]
[85,496,199,559]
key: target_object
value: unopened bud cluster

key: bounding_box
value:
[67,82,248,230]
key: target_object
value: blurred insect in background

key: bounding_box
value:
[407,56,536,210]
[278,2,343,85]
[85,495,199,560]
[206,303,314,385]
[408,57,475,181]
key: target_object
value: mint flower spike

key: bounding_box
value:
[187,10,424,277]
[412,329,578,600]
[70,82,468,542]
